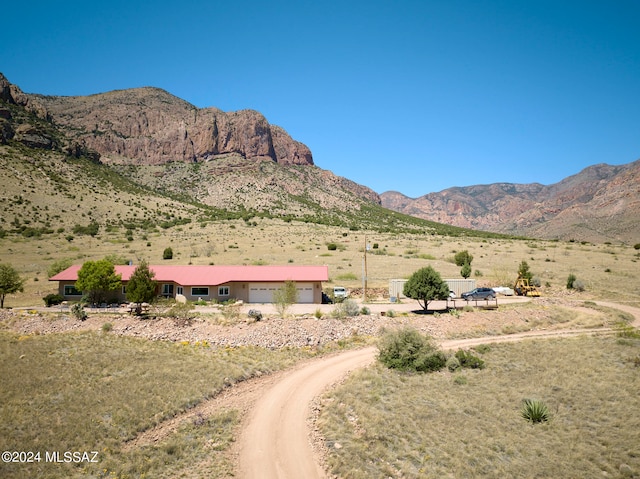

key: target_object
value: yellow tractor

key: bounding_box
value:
[514,275,540,297]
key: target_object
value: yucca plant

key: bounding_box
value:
[521,398,550,423]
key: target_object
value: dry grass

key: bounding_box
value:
[2,219,639,309]
[0,331,316,479]
[318,335,640,478]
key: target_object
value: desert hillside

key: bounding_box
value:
[382,161,640,243]
[2,71,638,244]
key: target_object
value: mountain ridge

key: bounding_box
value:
[381,160,640,243]
[2,72,637,243]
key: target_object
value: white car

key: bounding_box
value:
[492,287,514,296]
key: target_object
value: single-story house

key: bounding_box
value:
[49,264,329,304]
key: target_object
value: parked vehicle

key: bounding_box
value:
[462,287,496,300]
[514,276,540,297]
[321,292,333,304]
[333,286,347,299]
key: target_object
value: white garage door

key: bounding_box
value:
[248,282,314,303]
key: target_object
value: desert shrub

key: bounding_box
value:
[613,321,640,339]
[166,302,196,325]
[314,308,323,319]
[72,221,99,236]
[43,293,64,307]
[455,349,486,369]
[566,273,577,289]
[163,247,173,260]
[101,322,113,332]
[386,309,396,318]
[47,258,73,278]
[378,327,446,373]
[573,279,586,291]
[453,375,468,385]
[521,398,550,423]
[327,243,338,251]
[343,299,360,317]
[71,303,87,321]
[332,299,360,318]
[360,306,370,315]
[474,344,492,354]
[454,250,474,267]
[446,355,461,372]
[634,243,640,250]
[274,280,298,317]
[414,349,447,372]
[460,262,472,279]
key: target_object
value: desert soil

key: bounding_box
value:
[3,297,639,478]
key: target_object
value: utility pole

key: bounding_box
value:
[363,235,369,303]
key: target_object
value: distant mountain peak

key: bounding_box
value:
[381,159,640,243]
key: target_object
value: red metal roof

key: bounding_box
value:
[50,264,329,286]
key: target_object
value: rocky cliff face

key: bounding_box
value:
[0,72,381,215]
[27,85,313,167]
[382,161,640,243]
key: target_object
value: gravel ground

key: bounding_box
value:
[0,296,574,349]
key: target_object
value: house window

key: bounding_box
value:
[162,284,174,297]
[191,287,209,296]
[218,286,230,296]
[122,286,127,295]
[64,285,82,296]
[177,286,183,295]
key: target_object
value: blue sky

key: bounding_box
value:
[2,0,639,197]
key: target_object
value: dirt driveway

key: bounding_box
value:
[235,301,640,479]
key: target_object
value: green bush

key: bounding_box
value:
[455,349,486,369]
[460,262,472,279]
[414,349,447,372]
[163,247,174,260]
[378,327,446,373]
[566,273,577,289]
[47,258,73,278]
[327,243,338,251]
[43,293,64,307]
[454,250,473,267]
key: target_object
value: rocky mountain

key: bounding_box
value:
[2,73,460,237]
[3,72,636,243]
[2,73,312,167]
[0,72,385,217]
[381,160,640,243]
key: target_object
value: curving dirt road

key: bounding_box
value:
[238,347,377,479]
[237,301,640,479]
